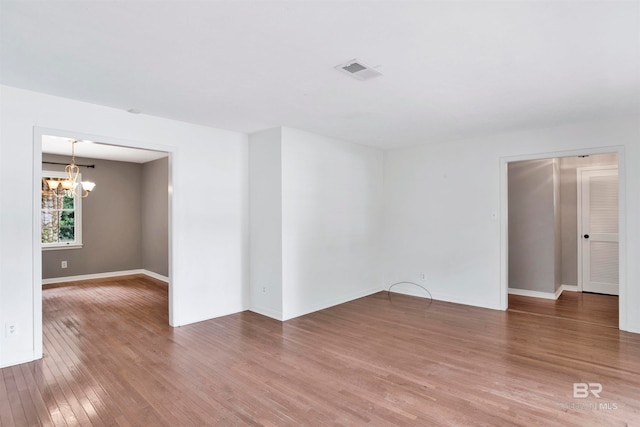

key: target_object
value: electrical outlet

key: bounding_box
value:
[61,261,67,268]
[262,287,267,294]
[6,322,18,337]
[420,273,426,281]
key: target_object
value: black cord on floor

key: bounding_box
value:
[387,282,433,307]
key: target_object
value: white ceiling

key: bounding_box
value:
[42,135,168,163]
[1,1,638,149]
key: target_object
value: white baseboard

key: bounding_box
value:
[560,284,579,293]
[508,284,580,300]
[623,321,640,334]
[281,286,382,321]
[508,287,562,300]
[141,269,169,283]
[249,306,283,321]
[387,285,500,310]
[43,269,168,285]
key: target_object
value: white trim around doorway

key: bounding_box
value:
[33,126,175,360]
[499,146,627,331]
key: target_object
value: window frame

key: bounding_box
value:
[41,170,83,251]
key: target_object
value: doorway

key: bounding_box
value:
[32,127,175,359]
[500,148,626,330]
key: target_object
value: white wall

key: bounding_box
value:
[248,128,283,319]
[383,133,504,308]
[383,115,640,333]
[249,127,384,321]
[0,85,248,368]
[281,128,384,320]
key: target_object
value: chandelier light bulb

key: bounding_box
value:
[82,181,96,193]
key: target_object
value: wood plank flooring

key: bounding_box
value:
[2,275,640,426]
[509,291,619,328]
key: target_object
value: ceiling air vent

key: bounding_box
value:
[335,59,383,81]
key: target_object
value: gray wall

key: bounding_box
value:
[559,153,618,286]
[42,153,168,279]
[141,157,169,277]
[553,158,562,292]
[508,159,560,293]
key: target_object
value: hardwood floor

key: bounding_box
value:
[2,276,640,426]
[508,291,619,328]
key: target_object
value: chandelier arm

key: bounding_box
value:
[43,139,95,199]
[73,185,91,198]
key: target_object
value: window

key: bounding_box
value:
[41,171,82,249]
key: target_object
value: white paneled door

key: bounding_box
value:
[580,167,619,295]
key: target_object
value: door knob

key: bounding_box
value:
[584,234,590,239]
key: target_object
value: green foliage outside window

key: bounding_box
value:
[42,181,78,245]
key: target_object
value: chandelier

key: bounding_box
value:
[44,140,96,198]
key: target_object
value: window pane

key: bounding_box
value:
[62,195,75,209]
[60,211,75,228]
[59,227,75,242]
[42,210,76,244]
[41,210,59,244]
[42,226,58,243]
[42,193,60,210]
[41,211,56,227]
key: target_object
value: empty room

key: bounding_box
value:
[1,1,639,426]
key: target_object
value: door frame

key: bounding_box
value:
[576,165,619,293]
[499,146,627,331]
[32,126,175,359]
